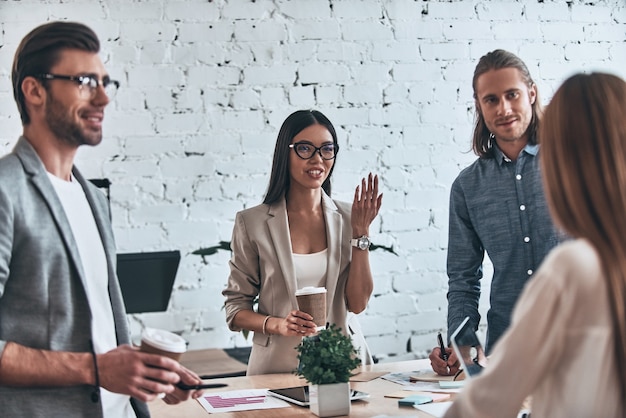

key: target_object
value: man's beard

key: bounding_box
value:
[45,92,103,147]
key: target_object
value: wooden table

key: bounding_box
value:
[149,357,450,417]
[178,348,247,378]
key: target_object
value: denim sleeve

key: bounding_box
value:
[446,177,483,342]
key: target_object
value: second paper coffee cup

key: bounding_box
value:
[139,327,187,361]
[295,286,327,331]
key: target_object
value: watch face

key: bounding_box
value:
[357,236,370,250]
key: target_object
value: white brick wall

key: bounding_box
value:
[1,0,625,361]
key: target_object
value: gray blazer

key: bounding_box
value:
[223,193,353,375]
[0,137,149,417]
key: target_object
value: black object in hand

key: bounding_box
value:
[437,332,449,361]
[176,382,228,390]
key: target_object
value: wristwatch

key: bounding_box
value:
[350,235,371,251]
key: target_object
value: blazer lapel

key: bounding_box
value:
[15,138,89,290]
[322,193,342,314]
[266,194,344,313]
[267,199,299,308]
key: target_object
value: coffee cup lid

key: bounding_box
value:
[141,328,187,353]
[295,286,327,296]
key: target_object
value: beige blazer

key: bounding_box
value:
[223,193,353,375]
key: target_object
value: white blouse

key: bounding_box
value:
[293,248,327,289]
[445,239,623,418]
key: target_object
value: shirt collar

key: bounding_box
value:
[494,143,539,165]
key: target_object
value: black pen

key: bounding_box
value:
[176,382,228,390]
[437,332,449,362]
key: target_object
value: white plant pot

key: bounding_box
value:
[309,382,351,417]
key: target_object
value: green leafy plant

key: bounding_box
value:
[295,324,361,385]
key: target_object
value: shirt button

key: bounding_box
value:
[524,237,530,242]
[516,174,522,180]
[527,269,533,275]
[520,205,526,211]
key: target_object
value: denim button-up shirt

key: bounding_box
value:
[446,144,561,353]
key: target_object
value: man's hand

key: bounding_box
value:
[97,345,183,402]
[162,365,205,404]
[428,347,460,376]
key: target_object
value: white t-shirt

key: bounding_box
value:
[48,173,134,418]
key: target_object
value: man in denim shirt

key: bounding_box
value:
[429,50,561,376]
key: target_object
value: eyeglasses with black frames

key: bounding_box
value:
[289,141,338,160]
[35,73,120,99]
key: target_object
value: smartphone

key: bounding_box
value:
[267,386,369,406]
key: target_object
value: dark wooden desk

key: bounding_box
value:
[149,355,447,417]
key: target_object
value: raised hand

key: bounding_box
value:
[351,173,383,236]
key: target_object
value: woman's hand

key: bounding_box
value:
[351,173,383,236]
[273,310,318,337]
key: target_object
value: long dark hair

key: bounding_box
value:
[541,72,626,401]
[471,49,542,158]
[12,21,100,125]
[263,110,338,205]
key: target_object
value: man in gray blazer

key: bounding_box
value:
[0,21,203,417]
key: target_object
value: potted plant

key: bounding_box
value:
[295,324,362,417]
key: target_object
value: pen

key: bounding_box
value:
[437,332,449,362]
[176,382,228,390]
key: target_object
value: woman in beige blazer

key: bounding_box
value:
[223,110,383,375]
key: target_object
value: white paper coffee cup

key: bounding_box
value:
[139,327,187,361]
[295,286,327,331]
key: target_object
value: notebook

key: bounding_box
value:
[450,316,488,380]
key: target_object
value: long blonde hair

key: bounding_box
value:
[540,72,626,400]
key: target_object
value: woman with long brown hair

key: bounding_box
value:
[445,72,625,417]
[222,110,382,375]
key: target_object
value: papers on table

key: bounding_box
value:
[414,401,453,417]
[410,369,455,382]
[197,388,291,413]
[381,370,463,393]
[385,390,451,402]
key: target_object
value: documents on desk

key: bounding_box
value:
[410,369,455,382]
[414,401,453,417]
[381,370,463,393]
[196,388,291,413]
